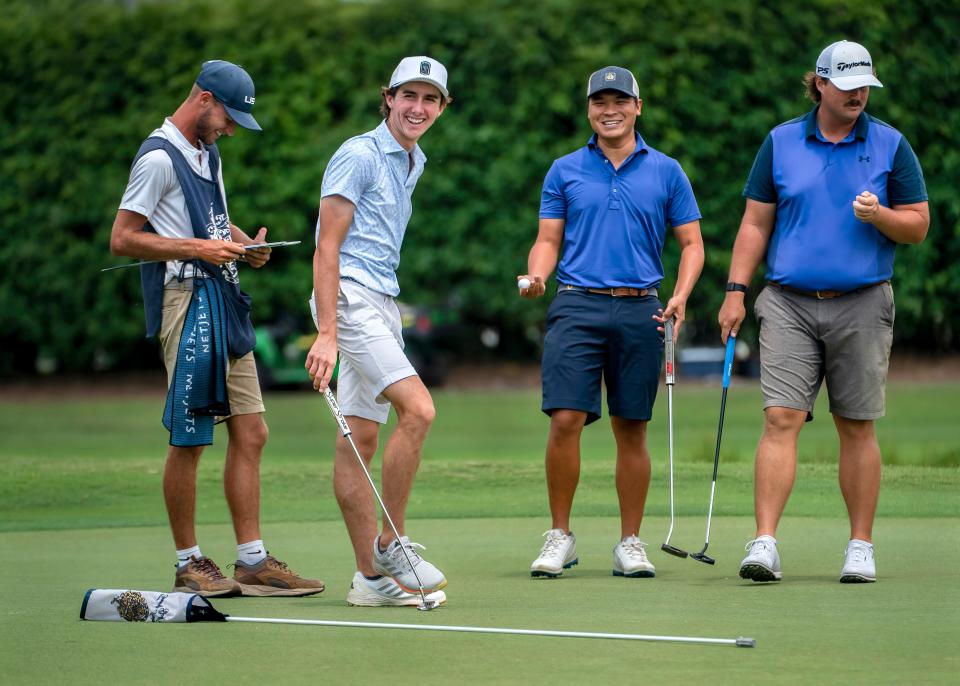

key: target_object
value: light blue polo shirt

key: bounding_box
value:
[744,108,927,291]
[318,120,427,296]
[540,132,701,289]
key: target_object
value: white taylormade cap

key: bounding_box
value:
[815,40,883,91]
[389,56,450,100]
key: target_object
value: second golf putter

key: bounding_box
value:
[661,318,689,558]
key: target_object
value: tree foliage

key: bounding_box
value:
[2,0,958,374]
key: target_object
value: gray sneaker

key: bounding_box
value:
[372,536,447,592]
[840,539,876,583]
[739,535,782,582]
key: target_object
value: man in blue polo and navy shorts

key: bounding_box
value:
[306,56,450,607]
[520,66,705,579]
[718,40,929,584]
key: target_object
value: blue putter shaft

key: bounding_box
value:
[691,333,738,564]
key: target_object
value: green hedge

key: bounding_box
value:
[2,0,958,374]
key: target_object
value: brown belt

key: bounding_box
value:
[768,280,888,300]
[559,284,657,298]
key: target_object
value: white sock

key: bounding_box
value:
[238,539,267,565]
[176,545,202,569]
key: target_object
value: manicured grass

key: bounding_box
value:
[1,382,958,684]
[3,518,958,685]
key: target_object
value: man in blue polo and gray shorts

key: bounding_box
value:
[306,56,450,606]
[520,66,705,579]
[718,40,929,583]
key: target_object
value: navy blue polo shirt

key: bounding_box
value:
[540,132,701,289]
[743,108,927,291]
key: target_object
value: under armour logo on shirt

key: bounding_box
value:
[859,155,871,163]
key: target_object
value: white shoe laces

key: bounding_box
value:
[619,537,649,562]
[745,538,774,554]
[539,530,568,557]
[846,543,871,564]
[389,538,425,570]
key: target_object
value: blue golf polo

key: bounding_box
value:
[540,132,701,289]
[743,108,927,291]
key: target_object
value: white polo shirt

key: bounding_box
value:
[119,118,230,283]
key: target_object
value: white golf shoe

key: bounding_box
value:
[346,572,447,607]
[739,535,782,582]
[840,539,876,583]
[372,536,447,592]
[530,529,578,578]
[612,535,656,578]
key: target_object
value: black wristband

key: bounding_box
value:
[726,282,748,293]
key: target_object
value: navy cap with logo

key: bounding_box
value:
[195,60,261,131]
[586,66,640,99]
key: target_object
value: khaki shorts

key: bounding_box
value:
[755,282,895,420]
[310,279,417,424]
[160,280,265,418]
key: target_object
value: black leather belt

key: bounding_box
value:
[768,280,888,300]
[559,283,658,298]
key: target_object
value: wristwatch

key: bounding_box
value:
[726,282,748,293]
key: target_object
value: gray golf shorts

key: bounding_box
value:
[754,282,895,420]
[310,278,416,424]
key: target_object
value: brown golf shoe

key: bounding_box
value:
[173,556,242,597]
[233,554,325,597]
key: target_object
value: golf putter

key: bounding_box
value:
[322,387,439,611]
[660,318,688,558]
[691,333,737,565]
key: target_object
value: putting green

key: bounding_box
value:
[3,516,956,685]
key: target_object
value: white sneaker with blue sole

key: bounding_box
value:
[530,529,578,578]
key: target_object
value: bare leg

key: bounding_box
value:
[333,416,380,576]
[611,417,650,538]
[223,413,268,545]
[834,416,881,542]
[545,410,588,533]
[163,445,204,549]
[754,407,807,537]
[377,376,436,547]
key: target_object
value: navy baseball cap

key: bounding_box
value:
[195,60,261,131]
[586,66,639,98]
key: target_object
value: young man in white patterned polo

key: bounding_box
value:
[306,56,450,606]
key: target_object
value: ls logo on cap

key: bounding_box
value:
[420,61,431,75]
[244,95,255,104]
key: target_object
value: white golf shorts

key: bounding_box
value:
[310,278,416,424]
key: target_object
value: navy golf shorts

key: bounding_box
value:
[541,289,662,425]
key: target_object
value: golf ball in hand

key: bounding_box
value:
[518,278,531,290]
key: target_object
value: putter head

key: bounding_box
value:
[660,543,689,558]
[690,551,716,565]
[417,599,440,611]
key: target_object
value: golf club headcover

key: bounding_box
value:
[80,589,226,623]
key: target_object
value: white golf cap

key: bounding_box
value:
[389,56,450,100]
[815,40,883,91]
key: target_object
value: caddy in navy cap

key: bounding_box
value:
[586,66,640,99]
[196,60,261,131]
